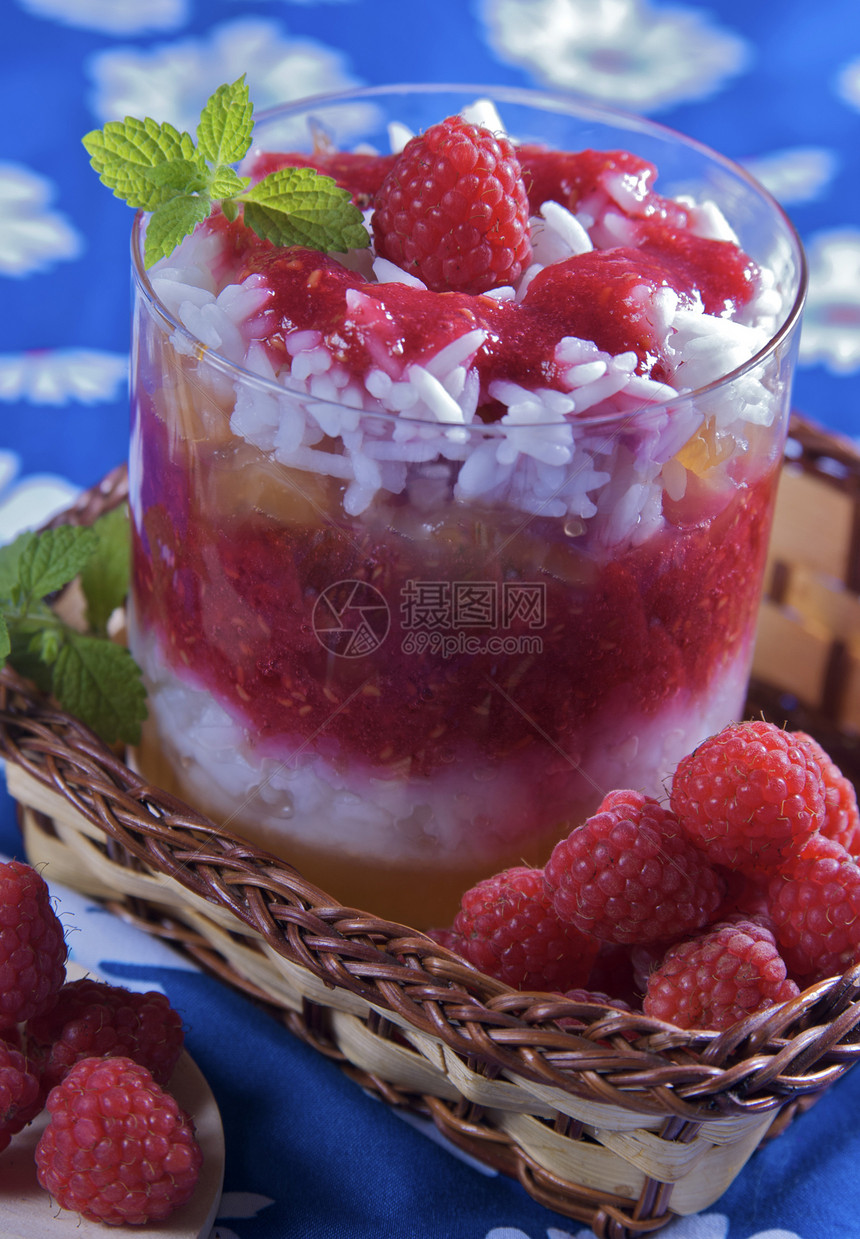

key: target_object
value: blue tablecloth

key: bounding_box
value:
[2,3,859,1238]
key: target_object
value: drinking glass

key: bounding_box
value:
[128,84,806,928]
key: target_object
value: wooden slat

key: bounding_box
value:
[331,1009,463,1102]
[669,1113,776,1215]
[767,466,854,583]
[780,561,860,646]
[841,647,860,731]
[751,600,832,706]
[492,1109,647,1201]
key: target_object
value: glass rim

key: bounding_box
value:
[131,80,808,431]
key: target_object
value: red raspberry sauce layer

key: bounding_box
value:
[132,406,778,778]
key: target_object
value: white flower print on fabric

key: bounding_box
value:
[0,349,127,405]
[546,1211,730,1239]
[15,0,187,34]
[43,877,199,994]
[484,1216,806,1239]
[0,451,78,543]
[798,230,860,374]
[207,1191,275,1239]
[0,163,81,277]
[480,0,750,112]
[742,147,839,206]
[835,55,860,110]
[88,17,367,143]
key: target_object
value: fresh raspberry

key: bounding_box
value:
[793,732,860,855]
[642,920,800,1030]
[544,790,725,944]
[425,927,468,955]
[35,1055,202,1226]
[372,114,532,294]
[767,834,860,980]
[26,978,185,1090]
[670,720,826,874]
[0,1038,43,1152]
[452,866,599,992]
[561,987,632,1012]
[0,861,67,1028]
[555,988,633,1034]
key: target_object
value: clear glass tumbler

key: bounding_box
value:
[128,84,806,928]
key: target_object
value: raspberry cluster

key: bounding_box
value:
[0,858,200,1226]
[432,720,860,1031]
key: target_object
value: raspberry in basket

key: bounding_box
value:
[767,833,860,981]
[642,920,800,1030]
[26,977,185,1090]
[0,1038,43,1153]
[425,926,468,955]
[670,720,826,873]
[0,860,67,1028]
[372,114,532,293]
[793,731,860,855]
[452,865,599,992]
[544,789,725,944]
[35,1055,203,1226]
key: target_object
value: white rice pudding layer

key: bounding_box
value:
[132,616,754,866]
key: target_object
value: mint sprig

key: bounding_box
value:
[83,76,369,267]
[0,515,147,746]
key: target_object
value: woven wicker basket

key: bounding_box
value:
[3,412,860,1239]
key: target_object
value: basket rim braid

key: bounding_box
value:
[3,412,860,1239]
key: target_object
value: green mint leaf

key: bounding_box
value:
[242,167,369,252]
[144,194,212,268]
[52,634,147,746]
[16,526,98,603]
[209,167,250,201]
[139,158,209,195]
[83,117,199,211]
[197,76,254,166]
[0,530,35,601]
[0,520,148,747]
[85,80,371,263]
[79,506,131,636]
[35,627,60,666]
[4,623,55,694]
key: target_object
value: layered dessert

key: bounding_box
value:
[128,92,802,927]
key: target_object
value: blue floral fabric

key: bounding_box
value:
[1,2,859,1237]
